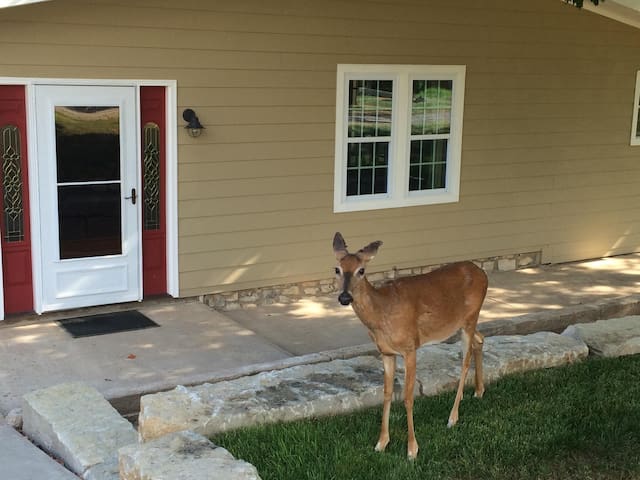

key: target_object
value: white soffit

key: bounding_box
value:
[0,0,51,8]
[582,0,640,29]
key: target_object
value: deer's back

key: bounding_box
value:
[379,261,488,342]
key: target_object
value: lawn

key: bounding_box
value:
[213,354,640,480]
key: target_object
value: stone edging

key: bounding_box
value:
[16,310,640,479]
[202,251,542,311]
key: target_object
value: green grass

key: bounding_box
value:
[213,354,640,480]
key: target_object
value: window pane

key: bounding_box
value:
[411,80,452,135]
[346,141,388,196]
[346,169,358,196]
[348,80,393,138]
[58,184,122,259]
[409,139,447,191]
[55,106,120,183]
[360,168,373,194]
[374,167,387,193]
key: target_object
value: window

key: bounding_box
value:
[632,71,640,146]
[334,65,465,212]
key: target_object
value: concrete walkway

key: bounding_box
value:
[1,253,640,478]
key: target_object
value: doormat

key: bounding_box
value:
[56,310,159,338]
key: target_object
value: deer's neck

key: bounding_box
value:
[351,277,384,330]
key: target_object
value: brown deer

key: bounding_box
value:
[332,232,488,459]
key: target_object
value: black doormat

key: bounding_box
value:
[56,310,159,338]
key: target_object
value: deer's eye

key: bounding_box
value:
[334,267,341,275]
[358,268,365,276]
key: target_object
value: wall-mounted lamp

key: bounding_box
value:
[182,108,204,138]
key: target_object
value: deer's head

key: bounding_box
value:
[333,232,382,306]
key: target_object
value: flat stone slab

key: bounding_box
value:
[139,356,383,441]
[562,315,640,357]
[139,332,589,442]
[22,382,138,479]
[0,420,78,480]
[399,332,588,397]
[119,430,261,480]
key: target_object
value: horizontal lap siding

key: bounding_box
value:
[1,0,639,296]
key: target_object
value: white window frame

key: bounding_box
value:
[631,70,640,146]
[334,64,466,213]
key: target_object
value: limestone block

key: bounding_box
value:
[22,382,137,479]
[119,430,261,480]
[138,356,383,441]
[6,407,22,429]
[480,332,588,381]
[497,258,517,271]
[411,332,588,395]
[562,316,640,357]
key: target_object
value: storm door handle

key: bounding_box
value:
[125,188,137,205]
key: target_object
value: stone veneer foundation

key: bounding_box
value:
[202,251,542,312]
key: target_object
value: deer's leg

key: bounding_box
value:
[448,330,474,428]
[375,354,396,453]
[472,331,485,398]
[403,349,419,460]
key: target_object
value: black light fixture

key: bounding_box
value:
[182,108,204,138]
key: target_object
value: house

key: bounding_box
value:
[0,0,639,319]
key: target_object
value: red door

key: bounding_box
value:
[140,86,167,296]
[0,85,33,313]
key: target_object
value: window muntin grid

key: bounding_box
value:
[1,125,24,242]
[346,80,392,196]
[408,80,452,192]
[143,122,161,231]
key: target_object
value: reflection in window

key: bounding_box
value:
[143,122,161,230]
[1,125,24,242]
[55,106,120,183]
[346,80,392,196]
[408,79,452,192]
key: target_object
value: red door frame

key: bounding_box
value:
[0,85,34,313]
[140,86,167,296]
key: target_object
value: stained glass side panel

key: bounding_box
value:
[1,125,24,242]
[143,122,161,231]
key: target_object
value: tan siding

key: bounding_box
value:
[2,0,640,296]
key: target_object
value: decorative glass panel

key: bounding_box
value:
[55,106,120,182]
[411,80,452,135]
[409,139,447,191]
[1,125,24,242]
[143,122,161,231]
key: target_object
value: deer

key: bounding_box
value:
[332,232,488,460]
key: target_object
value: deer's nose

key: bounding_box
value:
[338,291,353,306]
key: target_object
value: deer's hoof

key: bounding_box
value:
[447,417,458,428]
[407,443,419,460]
[474,388,485,399]
[375,439,389,453]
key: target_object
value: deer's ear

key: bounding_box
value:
[358,240,383,262]
[333,232,349,260]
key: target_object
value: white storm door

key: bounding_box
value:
[35,85,140,312]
